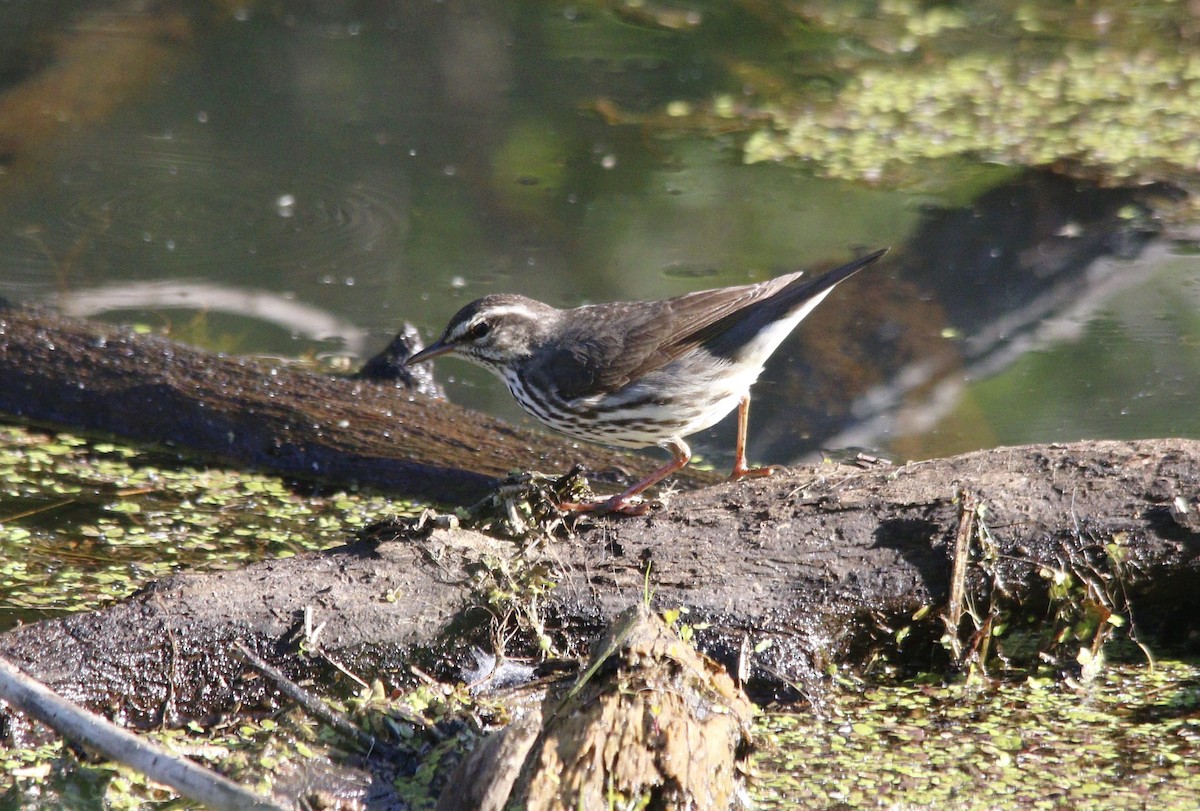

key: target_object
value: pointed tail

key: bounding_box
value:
[780,247,889,304]
[697,247,889,362]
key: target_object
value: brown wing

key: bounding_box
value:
[529,272,801,401]
[529,249,886,401]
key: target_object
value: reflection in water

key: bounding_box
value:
[54,281,371,356]
[834,238,1188,458]
[748,171,1180,462]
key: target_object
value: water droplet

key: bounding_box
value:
[601,154,617,169]
[276,194,296,217]
[450,276,466,289]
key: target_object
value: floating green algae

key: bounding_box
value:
[569,0,1200,185]
[0,704,327,808]
[0,424,420,627]
[750,660,1200,809]
[738,1,1200,183]
[0,669,493,809]
[745,44,1200,184]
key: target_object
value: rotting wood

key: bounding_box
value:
[437,605,754,811]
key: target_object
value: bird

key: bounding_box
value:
[405,247,888,515]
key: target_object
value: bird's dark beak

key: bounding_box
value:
[405,339,454,366]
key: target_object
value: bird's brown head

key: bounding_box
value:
[405,294,556,372]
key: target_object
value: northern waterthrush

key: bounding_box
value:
[406,248,887,515]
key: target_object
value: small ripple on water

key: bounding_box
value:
[17,132,411,284]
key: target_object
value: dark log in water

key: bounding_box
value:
[0,303,716,504]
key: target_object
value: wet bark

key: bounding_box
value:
[1,438,1197,742]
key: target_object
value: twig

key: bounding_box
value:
[232,643,415,759]
[0,654,285,811]
[943,489,977,662]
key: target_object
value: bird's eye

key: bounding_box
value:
[465,321,491,341]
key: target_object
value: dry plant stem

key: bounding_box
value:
[944,489,978,662]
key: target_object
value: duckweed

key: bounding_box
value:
[608,1,1200,184]
[0,424,421,626]
[751,660,1200,809]
[745,45,1200,183]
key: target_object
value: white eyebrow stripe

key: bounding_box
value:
[449,304,536,339]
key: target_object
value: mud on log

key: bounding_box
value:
[0,303,716,504]
[1,438,1198,740]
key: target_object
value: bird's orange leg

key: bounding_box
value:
[559,438,691,516]
[729,394,782,480]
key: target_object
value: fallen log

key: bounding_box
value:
[1,438,1197,741]
[0,302,716,504]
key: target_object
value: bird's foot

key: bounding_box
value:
[729,462,783,480]
[557,495,655,517]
